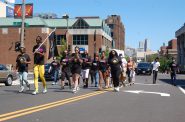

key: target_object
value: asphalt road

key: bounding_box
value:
[0,73,185,122]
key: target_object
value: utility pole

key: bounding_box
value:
[20,0,25,47]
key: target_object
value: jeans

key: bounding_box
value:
[153,70,158,84]
[53,69,59,83]
[171,72,176,84]
[93,70,99,87]
[19,72,29,87]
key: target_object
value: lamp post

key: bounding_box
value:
[20,0,26,47]
[62,14,69,50]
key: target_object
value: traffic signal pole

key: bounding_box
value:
[20,0,25,47]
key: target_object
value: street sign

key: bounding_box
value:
[13,22,29,27]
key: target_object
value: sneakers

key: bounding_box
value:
[72,86,80,93]
[27,84,31,90]
[19,86,24,93]
[114,87,120,92]
[42,89,47,94]
[72,88,77,93]
[32,91,39,95]
[52,82,58,85]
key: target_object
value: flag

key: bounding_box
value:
[48,31,59,59]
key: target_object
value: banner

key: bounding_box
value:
[14,3,33,18]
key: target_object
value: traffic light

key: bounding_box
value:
[15,41,21,52]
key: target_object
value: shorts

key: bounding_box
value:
[82,69,90,79]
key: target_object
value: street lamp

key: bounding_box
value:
[62,14,69,50]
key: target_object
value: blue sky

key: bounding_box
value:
[14,0,185,51]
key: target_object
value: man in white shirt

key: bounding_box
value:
[152,57,160,84]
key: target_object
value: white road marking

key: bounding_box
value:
[124,90,170,97]
[177,85,185,95]
[134,83,161,86]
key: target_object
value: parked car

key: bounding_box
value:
[136,62,152,75]
[0,64,17,86]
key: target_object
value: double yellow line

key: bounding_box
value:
[0,90,107,122]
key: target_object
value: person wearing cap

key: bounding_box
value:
[32,36,47,95]
[16,47,31,93]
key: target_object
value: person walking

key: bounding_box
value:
[16,47,31,93]
[169,58,178,86]
[32,36,47,95]
[60,50,72,89]
[108,50,123,92]
[119,54,127,87]
[50,57,60,85]
[99,51,109,89]
[81,50,91,88]
[91,54,100,88]
[152,57,160,84]
[71,47,83,93]
[127,57,135,85]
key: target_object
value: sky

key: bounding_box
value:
[14,0,185,51]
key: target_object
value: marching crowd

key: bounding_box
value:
[15,36,137,95]
[16,35,178,95]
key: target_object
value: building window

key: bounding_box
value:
[111,32,114,37]
[41,28,49,34]
[73,18,89,29]
[2,28,8,34]
[109,24,114,29]
[56,35,66,45]
[73,35,88,45]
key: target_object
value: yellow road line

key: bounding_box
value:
[0,91,103,118]
[0,90,107,122]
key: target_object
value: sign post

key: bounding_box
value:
[20,0,25,48]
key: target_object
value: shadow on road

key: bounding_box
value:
[159,78,185,89]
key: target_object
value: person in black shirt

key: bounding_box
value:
[91,54,100,88]
[32,36,47,95]
[16,47,31,93]
[71,47,83,93]
[108,50,123,92]
[50,57,60,85]
[60,50,72,89]
[81,50,91,88]
[169,58,178,85]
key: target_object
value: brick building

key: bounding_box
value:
[105,15,125,50]
[0,17,112,70]
[159,39,177,59]
[176,23,185,72]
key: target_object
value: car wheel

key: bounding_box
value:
[5,76,13,86]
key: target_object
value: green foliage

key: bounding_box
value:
[158,54,173,72]
[146,54,158,62]
[105,47,109,58]
[58,38,67,59]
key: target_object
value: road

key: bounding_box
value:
[0,73,185,122]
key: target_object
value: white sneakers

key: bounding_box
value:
[32,88,47,95]
[114,87,120,92]
[32,91,39,95]
[52,82,58,85]
[72,86,80,93]
[19,86,24,93]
